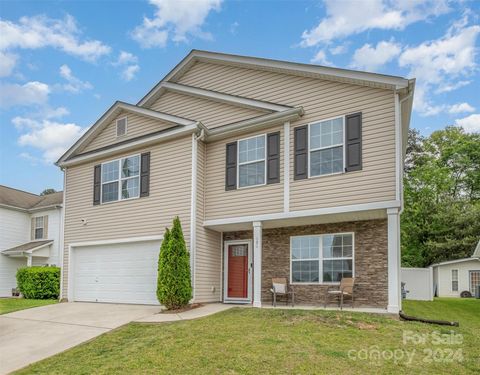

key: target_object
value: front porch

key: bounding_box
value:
[214,209,401,313]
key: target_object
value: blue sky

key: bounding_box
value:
[0,0,479,194]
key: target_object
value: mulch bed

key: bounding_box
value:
[160,303,204,314]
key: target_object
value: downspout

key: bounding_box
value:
[189,129,204,301]
[398,90,413,215]
[59,168,66,301]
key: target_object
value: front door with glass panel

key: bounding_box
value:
[224,241,251,302]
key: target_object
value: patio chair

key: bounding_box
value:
[324,277,355,310]
[270,278,295,307]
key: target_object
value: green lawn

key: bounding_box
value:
[0,298,57,315]
[16,298,479,374]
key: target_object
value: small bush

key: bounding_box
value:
[16,266,60,299]
[157,217,192,309]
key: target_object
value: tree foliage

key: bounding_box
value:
[40,188,57,196]
[156,217,192,309]
[401,126,480,267]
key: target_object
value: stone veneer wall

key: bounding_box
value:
[223,219,388,308]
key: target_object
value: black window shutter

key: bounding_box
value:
[345,113,362,172]
[93,165,101,205]
[140,152,150,197]
[294,125,308,180]
[225,142,237,190]
[267,132,280,184]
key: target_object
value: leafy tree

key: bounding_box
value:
[157,217,192,309]
[40,188,57,196]
[401,126,480,267]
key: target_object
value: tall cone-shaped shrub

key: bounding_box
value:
[157,217,192,309]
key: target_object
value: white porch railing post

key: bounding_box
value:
[253,221,263,307]
[387,208,401,313]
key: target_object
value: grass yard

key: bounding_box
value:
[16,298,479,374]
[0,298,57,315]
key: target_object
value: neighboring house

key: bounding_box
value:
[56,50,415,312]
[0,185,63,297]
[432,241,480,298]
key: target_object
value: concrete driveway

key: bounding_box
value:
[0,302,160,374]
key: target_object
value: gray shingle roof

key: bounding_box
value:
[0,185,62,210]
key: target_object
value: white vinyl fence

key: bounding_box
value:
[401,267,434,301]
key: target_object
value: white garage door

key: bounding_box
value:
[72,240,161,305]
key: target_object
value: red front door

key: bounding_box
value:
[227,244,249,299]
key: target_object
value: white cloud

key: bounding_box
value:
[301,0,450,46]
[230,21,239,35]
[0,14,111,61]
[311,50,333,65]
[399,21,480,116]
[59,64,92,93]
[115,51,138,65]
[448,102,475,114]
[113,51,140,81]
[0,51,17,77]
[435,80,471,94]
[121,65,140,81]
[131,0,222,48]
[16,118,85,163]
[455,114,480,133]
[329,44,348,55]
[0,81,50,109]
[351,40,402,71]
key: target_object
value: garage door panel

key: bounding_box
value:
[73,240,161,305]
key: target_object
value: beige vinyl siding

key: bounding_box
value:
[194,141,222,302]
[81,112,175,153]
[179,61,397,214]
[149,91,268,129]
[205,125,284,220]
[62,135,192,297]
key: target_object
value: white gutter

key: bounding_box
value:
[59,168,66,301]
[58,123,201,167]
[204,107,304,142]
[161,82,292,112]
[189,132,198,300]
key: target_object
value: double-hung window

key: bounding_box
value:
[101,155,140,203]
[238,134,266,188]
[451,269,458,292]
[34,217,44,239]
[291,233,354,283]
[309,117,344,177]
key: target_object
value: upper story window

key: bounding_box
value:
[101,155,140,203]
[309,117,344,177]
[238,134,266,188]
[291,233,354,284]
[34,216,44,239]
[116,117,127,137]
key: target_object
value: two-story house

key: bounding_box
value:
[0,185,63,296]
[56,50,414,313]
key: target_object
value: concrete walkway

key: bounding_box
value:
[134,303,234,323]
[0,302,159,374]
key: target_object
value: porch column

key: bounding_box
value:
[387,208,401,313]
[253,221,262,307]
[26,255,32,267]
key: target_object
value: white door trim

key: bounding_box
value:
[223,240,252,304]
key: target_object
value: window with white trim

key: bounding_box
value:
[309,117,344,177]
[238,134,266,188]
[101,155,140,203]
[291,233,354,283]
[116,117,127,137]
[34,216,44,240]
[451,269,458,292]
